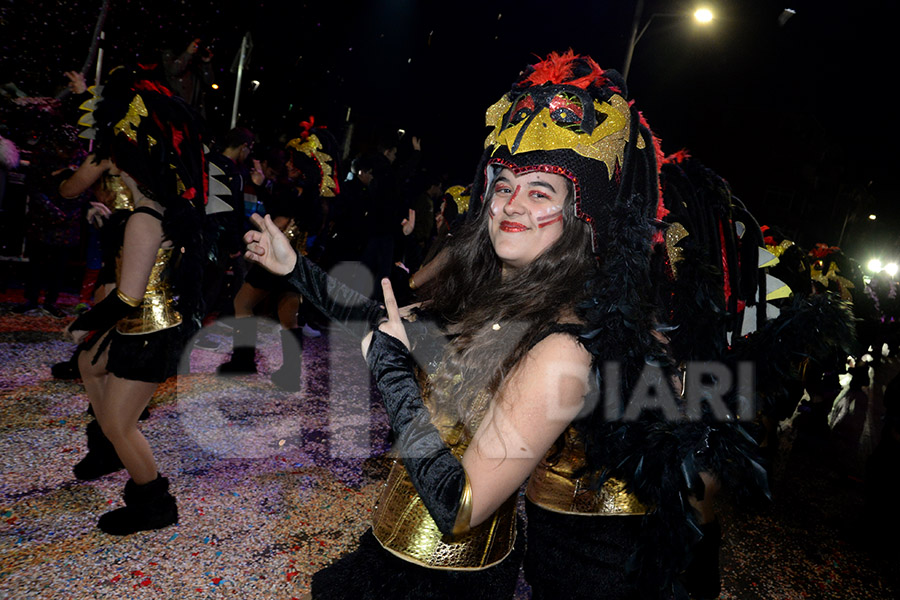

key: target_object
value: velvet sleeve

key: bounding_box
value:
[366,329,469,536]
[282,254,386,339]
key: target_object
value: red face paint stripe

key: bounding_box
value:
[507,184,521,207]
[537,215,563,228]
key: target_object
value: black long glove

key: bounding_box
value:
[366,329,471,537]
[68,290,137,333]
[283,255,386,339]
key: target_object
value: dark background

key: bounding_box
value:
[2,0,897,265]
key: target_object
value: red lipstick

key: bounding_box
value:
[499,221,527,232]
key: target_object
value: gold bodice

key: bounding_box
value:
[115,247,182,334]
[283,221,308,256]
[371,389,517,570]
[525,426,648,516]
[100,173,135,211]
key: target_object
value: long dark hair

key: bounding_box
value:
[420,168,596,427]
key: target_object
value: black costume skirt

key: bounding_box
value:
[244,264,296,294]
[87,326,184,383]
[310,523,524,600]
[524,500,642,600]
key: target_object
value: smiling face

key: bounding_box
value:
[487,167,568,270]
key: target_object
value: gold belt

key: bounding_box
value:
[371,460,517,570]
[525,465,647,516]
[116,290,182,334]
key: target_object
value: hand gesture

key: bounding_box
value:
[411,136,421,152]
[64,71,87,95]
[361,278,410,356]
[87,201,112,227]
[243,213,298,275]
[65,322,88,344]
[249,159,265,186]
[401,208,415,236]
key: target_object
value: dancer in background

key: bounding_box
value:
[65,64,207,535]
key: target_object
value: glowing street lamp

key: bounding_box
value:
[623,2,716,81]
[869,214,877,220]
[868,259,883,273]
[886,263,899,277]
[694,8,714,23]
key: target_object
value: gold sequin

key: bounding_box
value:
[115,247,182,334]
[286,134,338,197]
[526,426,648,515]
[113,95,148,143]
[766,239,795,258]
[485,94,631,179]
[665,222,689,278]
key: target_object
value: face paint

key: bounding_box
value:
[488,168,568,269]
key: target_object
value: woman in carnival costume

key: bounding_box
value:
[239,49,665,598]
[65,64,207,535]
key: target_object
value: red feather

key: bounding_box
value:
[662,148,692,165]
[524,50,608,90]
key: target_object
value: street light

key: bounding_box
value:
[623,2,715,81]
[694,8,714,23]
[868,258,883,273]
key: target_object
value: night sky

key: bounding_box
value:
[2,0,897,264]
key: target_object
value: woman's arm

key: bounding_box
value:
[365,279,591,533]
[59,155,110,199]
[66,209,164,342]
[462,333,591,525]
[244,213,386,337]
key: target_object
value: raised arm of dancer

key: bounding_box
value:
[59,154,111,199]
[365,278,592,532]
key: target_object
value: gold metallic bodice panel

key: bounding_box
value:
[526,426,648,516]
[372,459,517,570]
[371,391,517,570]
[283,221,308,256]
[115,247,182,334]
[102,174,135,211]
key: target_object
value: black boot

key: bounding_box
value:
[97,474,178,535]
[682,519,722,600]
[51,348,81,380]
[217,318,258,374]
[271,328,303,391]
[73,419,124,480]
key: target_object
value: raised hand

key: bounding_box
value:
[362,278,409,357]
[243,213,298,275]
[64,71,87,95]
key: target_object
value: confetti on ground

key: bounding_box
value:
[1,291,898,599]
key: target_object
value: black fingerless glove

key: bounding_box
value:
[366,329,471,536]
[69,289,138,333]
[284,255,386,338]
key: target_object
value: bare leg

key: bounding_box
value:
[233,282,269,318]
[277,292,301,330]
[92,374,160,484]
[78,331,111,407]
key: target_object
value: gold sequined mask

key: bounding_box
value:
[484,86,632,180]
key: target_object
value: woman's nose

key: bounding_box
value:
[502,185,525,214]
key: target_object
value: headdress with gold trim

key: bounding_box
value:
[77,64,207,214]
[285,116,340,199]
[77,63,209,330]
[471,50,665,252]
